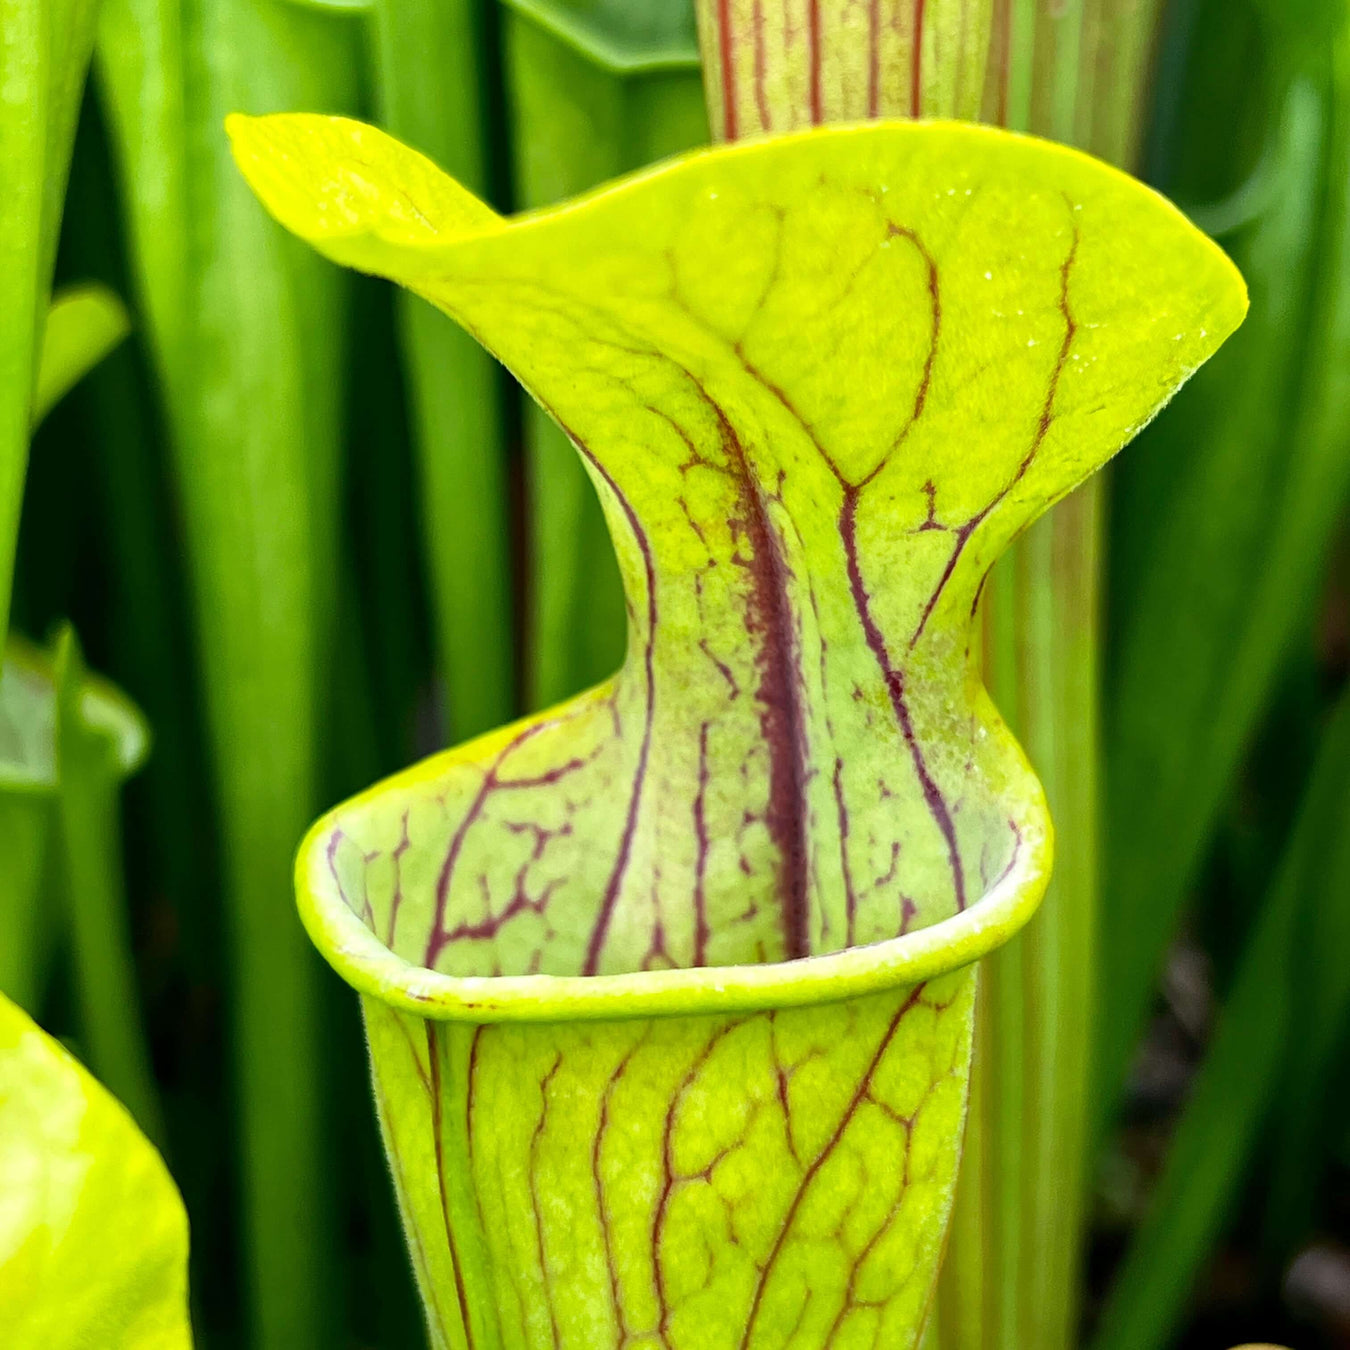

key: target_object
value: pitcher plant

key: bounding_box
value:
[227,114,1244,1348]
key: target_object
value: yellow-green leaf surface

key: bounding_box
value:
[231,115,1243,1347]
[504,3,709,713]
[31,284,131,429]
[0,992,190,1349]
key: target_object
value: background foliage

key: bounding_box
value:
[4,0,1349,1346]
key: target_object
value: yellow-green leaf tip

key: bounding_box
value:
[225,112,503,278]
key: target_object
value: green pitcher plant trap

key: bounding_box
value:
[228,114,1245,1349]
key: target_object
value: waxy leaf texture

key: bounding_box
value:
[0,993,190,1349]
[231,116,1244,1349]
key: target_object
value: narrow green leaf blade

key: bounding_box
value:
[0,991,192,1349]
[97,4,362,1343]
[372,0,516,739]
[0,635,148,1014]
[52,624,162,1145]
[1101,17,1350,1121]
[1092,688,1350,1350]
[0,0,102,638]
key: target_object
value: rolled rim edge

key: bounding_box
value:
[294,769,1052,1024]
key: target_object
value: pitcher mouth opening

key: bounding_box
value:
[295,729,1052,1025]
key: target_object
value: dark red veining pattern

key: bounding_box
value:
[527,1056,564,1346]
[719,413,813,961]
[908,514,980,651]
[465,1026,484,1160]
[693,722,713,965]
[387,810,411,948]
[733,219,965,911]
[593,1036,648,1339]
[868,0,881,117]
[401,983,971,1342]
[912,0,927,116]
[424,718,600,968]
[326,830,374,931]
[753,0,772,132]
[908,221,1080,652]
[841,485,968,911]
[386,189,1075,980]
[775,1064,801,1165]
[718,0,740,139]
[738,984,928,1348]
[825,1072,952,1342]
[808,0,824,123]
[425,1025,476,1349]
[717,0,950,137]
[654,1025,738,1337]
[832,757,860,944]
[884,223,942,449]
[667,355,815,962]
[572,431,659,976]
[343,59,1092,1345]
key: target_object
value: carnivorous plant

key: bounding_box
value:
[229,111,1244,1347]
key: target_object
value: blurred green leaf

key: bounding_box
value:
[503,0,698,72]
[0,0,102,638]
[0,989,191,1350]
[1266,678,1350,1245]
[1101,8,1350,1122]
[280,0,369,10]
[1092,686,1350,1350]
[95,0,360,1339]
[0,641,57,1015]
[0,634,148,1015]
[52,624,162,1144]
[0,640,58,792]
[372,0,515,740]
[31,284,130,428]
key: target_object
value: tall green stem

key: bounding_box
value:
[961,10,1163,1348]
[967,480,1102,1350]
[53,626,162,1145]
[0,0,101,637]
[96,0,358,1343]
